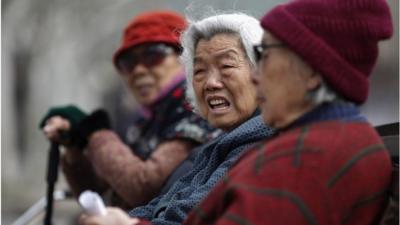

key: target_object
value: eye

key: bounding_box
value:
[261,51,269,59]
[222,64,235,69]
[194,68,205,76]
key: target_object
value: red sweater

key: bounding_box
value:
[184,121,391,225]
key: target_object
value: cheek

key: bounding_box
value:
[259,71,287,117]
[150,69,165,87]
[192,81,208,113]
[262,74,306,120]
[125,77,137,91]
[285,81,308,107]
[231,79,257,114]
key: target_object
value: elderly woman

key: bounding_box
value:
[184,0,394,225]
[79,13,275,225]
[39,11,219,209]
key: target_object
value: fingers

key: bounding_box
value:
[78,208,136,225]
[130,217,140,225]
[42,116,71,142]
[79,213,103,225]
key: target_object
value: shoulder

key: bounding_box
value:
[224,115,275,142]
[267,120,381,153]
[229,120,390,180]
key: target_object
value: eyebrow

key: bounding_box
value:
[193,56,205,65]
[215,49,239,57]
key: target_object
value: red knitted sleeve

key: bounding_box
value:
[86,130,194,208]
[61,148,108,198]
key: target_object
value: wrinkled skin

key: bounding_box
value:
[252,32,322,129]
[192,33,258,131]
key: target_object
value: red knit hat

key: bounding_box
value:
[261,0,393,103]
[113,11,187,70]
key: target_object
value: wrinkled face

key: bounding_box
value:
[193,33,258,131]
[120,44,181,106]
[252,32,321,128]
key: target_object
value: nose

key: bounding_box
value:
[132,63,149,74]
[205,68,224,91]
[251,68,260,86]
[128,63,149,78]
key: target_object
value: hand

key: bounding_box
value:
[39,105,87,130]
[39,106,110,148]
[42,116,71,145]
[73,109,112,148]
[39,105,87,146]
[79,207,140,225]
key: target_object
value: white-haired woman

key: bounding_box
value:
[183,0,394,224]
[79,13,275,225]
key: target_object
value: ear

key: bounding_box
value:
[306,71,322,90]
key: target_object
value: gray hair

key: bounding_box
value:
[180,13,263,113]
[307,80,341,105]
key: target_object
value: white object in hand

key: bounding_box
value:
[79,190,107,216]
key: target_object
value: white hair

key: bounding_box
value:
[180,13,264,113]
[307,80,340,105]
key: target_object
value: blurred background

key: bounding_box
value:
[2,0,398,224]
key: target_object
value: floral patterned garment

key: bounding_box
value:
[122,77,221,160]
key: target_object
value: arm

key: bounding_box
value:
[148,151,236,225]
[61,147,108,197]
[41,115,108,197]
[86,130,195,208]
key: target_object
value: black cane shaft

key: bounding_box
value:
[44,142,60,225]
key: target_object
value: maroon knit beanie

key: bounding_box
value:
[113,11,187,70]
[261,0,393,103]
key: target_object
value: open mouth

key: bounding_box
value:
[207,96,231,111]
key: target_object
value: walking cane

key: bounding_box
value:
[44,141,60,225]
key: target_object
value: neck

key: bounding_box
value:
[273,103,316,129]
[223,108,261,132]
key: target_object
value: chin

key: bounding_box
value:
[136,98,150,106]
[210,117,238,131]
[261,113,272,126]
[209,118,225,129]
[140,94,158,105]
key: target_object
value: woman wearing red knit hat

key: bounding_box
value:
[39,11,219,210]
[78,12,276,225]
[183,0,394,224]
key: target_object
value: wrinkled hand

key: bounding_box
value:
[40,105,111,148]
[39,105,87,130]
[42,116,83,163]
[79,207,140,225]
[39,105,87,146]
[42,116,71,145]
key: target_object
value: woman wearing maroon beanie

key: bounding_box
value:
[40,11,219,210]
[183,0,394,225]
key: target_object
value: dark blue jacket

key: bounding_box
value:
[129,114,275,225]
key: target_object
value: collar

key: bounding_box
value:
[284,102,367,131]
